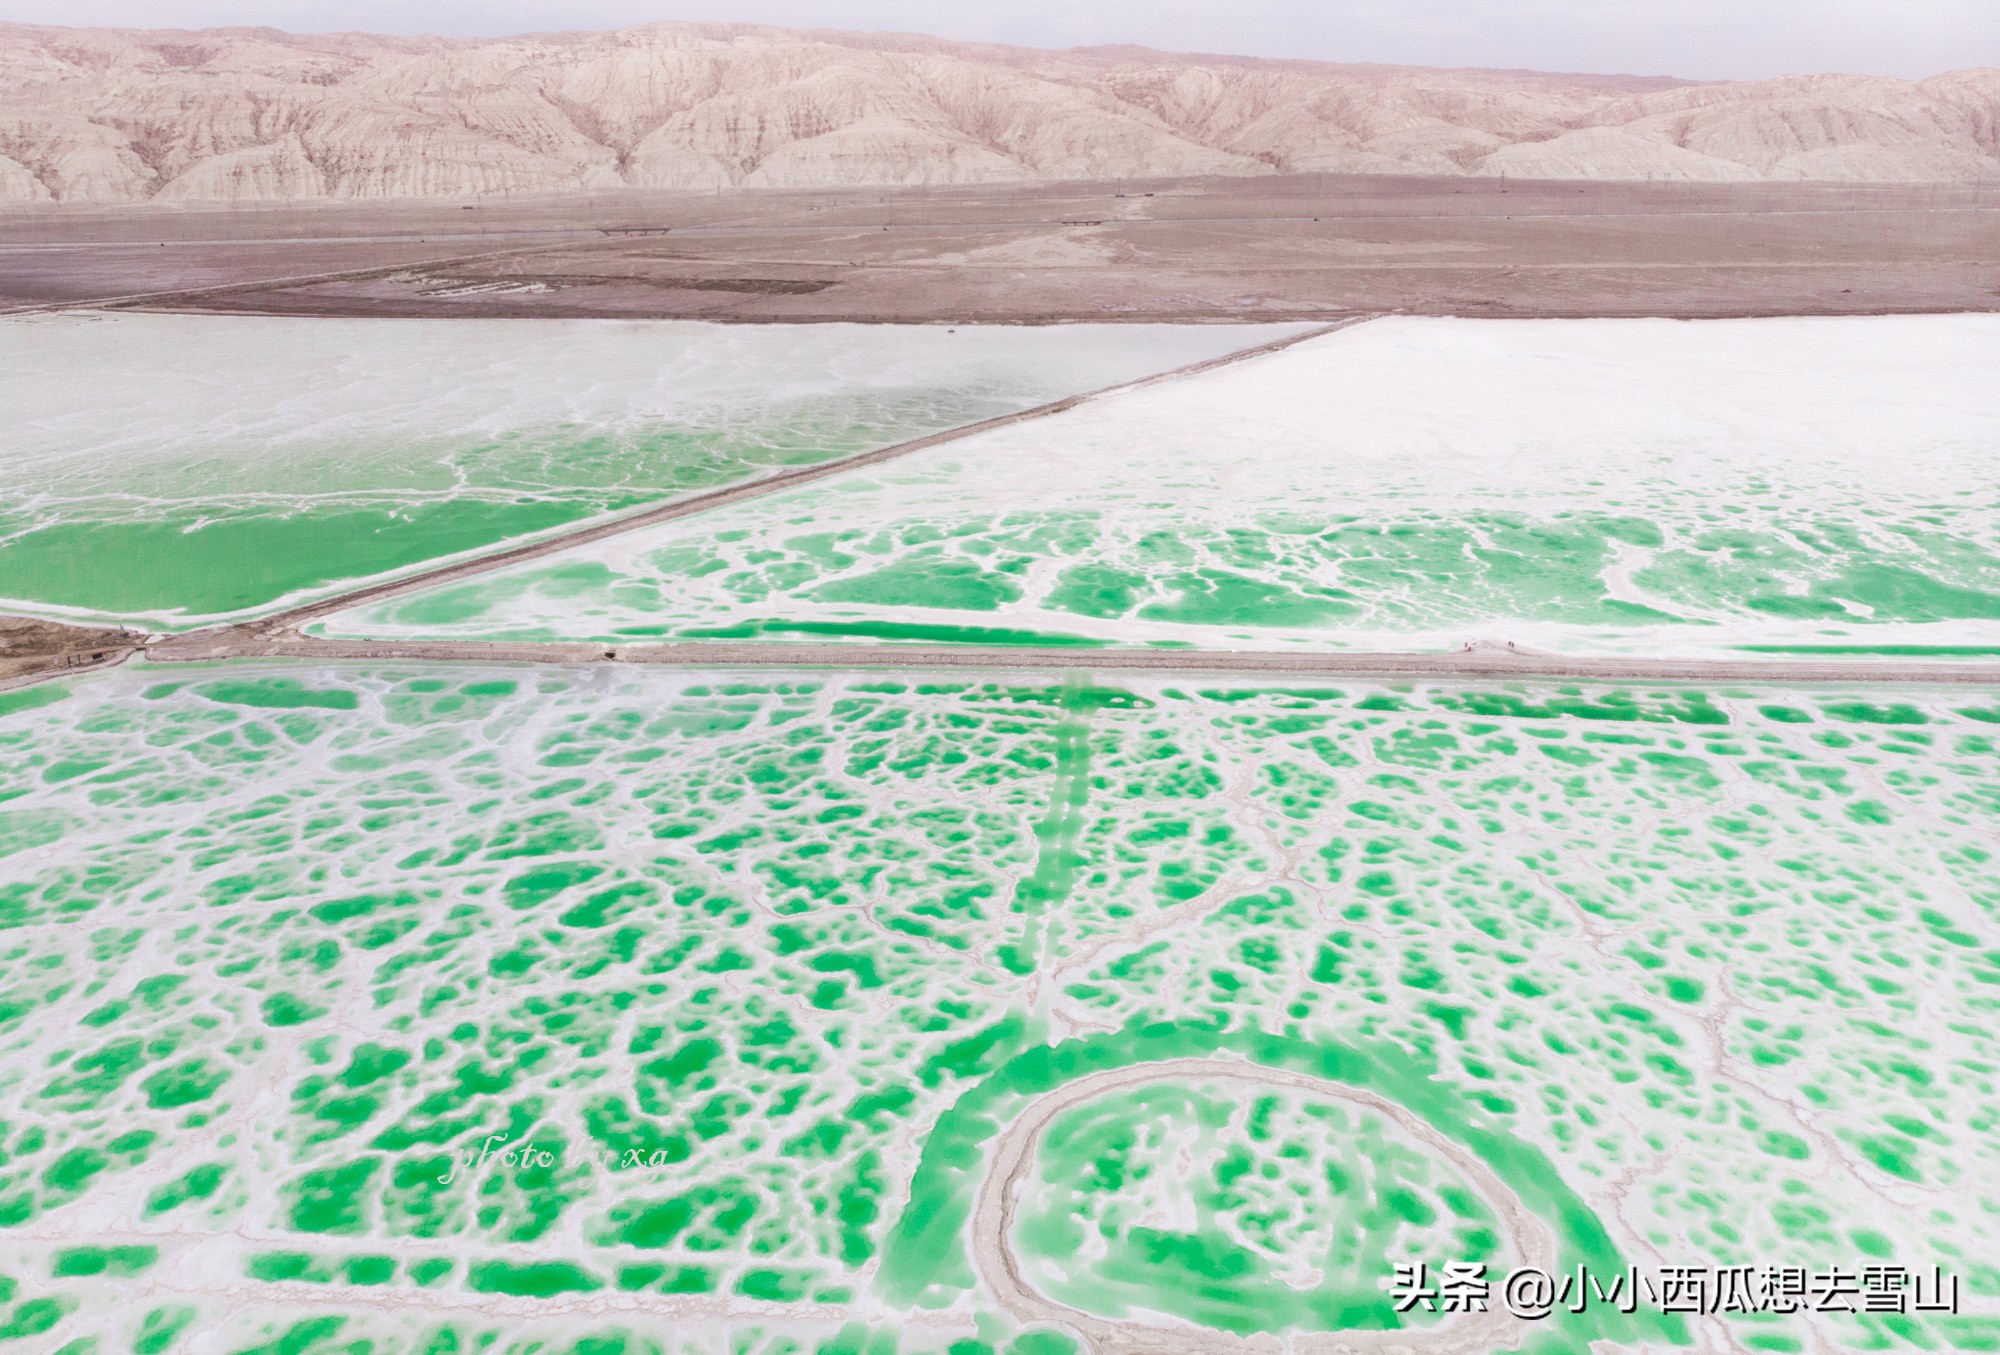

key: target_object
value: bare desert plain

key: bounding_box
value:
[4,177,1996,322]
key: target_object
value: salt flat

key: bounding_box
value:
[0,314,1303,628]
[2,663,1996,1354]
[328,313,2000,659]
[5,304,1999,1355]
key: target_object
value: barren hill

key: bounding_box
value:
[1,20,1995,203]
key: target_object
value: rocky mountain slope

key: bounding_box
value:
[2,21,1995,203]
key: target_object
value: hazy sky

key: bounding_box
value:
[0,0,1992,81]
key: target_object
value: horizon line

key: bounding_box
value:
[3,15,1992,87]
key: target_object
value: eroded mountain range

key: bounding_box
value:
[1,21,1996,203]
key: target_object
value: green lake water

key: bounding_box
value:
[0,316,1304,626]
[1,666,1995,1353]
[327,316,2000,657]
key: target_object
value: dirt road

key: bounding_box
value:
[130,633,2000,687]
